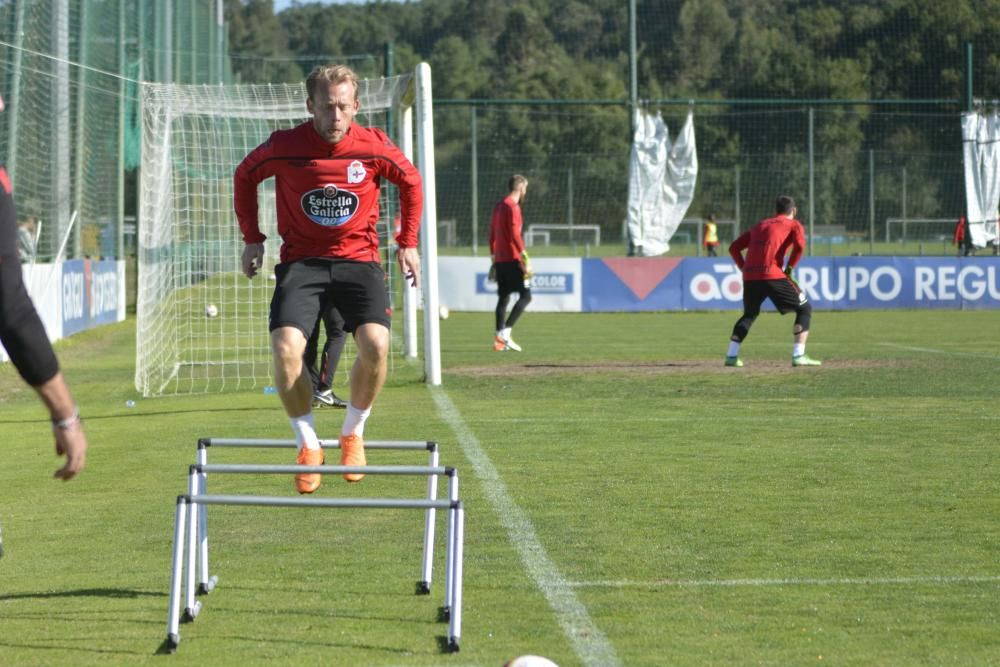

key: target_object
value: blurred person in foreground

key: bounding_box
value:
[234,64,422,494]
[0,94,89,555]
[724,195,821,368]
[489,174,532,352]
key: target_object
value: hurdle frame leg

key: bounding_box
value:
[442,472,459,620]
[196,445,217,595]
[165,496,189,652]
[418,444,440,594]
[183,469,202,621]
[448,502,465,652]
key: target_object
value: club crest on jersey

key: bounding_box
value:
[347,160,366,184]
[301,184,359,227]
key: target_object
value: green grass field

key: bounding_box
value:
[2,309,999,666]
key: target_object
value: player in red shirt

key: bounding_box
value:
[724,195,820,368]
[489,174,532,351]
[234,64,423,494]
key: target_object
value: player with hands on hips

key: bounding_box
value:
[724,195,821,368]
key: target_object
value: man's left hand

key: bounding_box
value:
[784,265,799,288]
[397,246,421,288]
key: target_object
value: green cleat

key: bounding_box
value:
[724,356,743,367]
[792,354,822,367]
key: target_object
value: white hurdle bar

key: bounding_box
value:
[184,463,459,628]
[165,493,464,654]
[195,438,441,595]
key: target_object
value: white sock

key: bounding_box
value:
[727,341,741,357]
[290,414,320,450]
[500,327,512,340]
[792,343,806,357]
[342,403,372,437]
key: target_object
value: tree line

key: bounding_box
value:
[223,0,1000,240]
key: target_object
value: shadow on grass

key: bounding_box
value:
[0,587,165,601]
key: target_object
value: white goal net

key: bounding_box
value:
[136,67,439,397]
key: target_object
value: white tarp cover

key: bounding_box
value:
[962,110,1000,248]
[626,110,698,256]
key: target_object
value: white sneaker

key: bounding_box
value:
[493,332,522,352]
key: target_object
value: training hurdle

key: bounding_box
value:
[195,438,442,595]
[183,463,461,622]
[165,492,464,654]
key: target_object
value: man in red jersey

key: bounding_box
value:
[489,174,531,352]
[234,64,423,493]
[724,195,820,368]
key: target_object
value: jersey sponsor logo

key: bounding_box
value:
[301,184,359,227]
[347,160,366,184]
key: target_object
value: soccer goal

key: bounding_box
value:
[135,65,441,397]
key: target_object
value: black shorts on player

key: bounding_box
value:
[269,258,391,337]
[494,260,529,299]
[742,278,807,315]
[731,277,811,342]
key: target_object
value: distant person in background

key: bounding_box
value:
[489,174,532,352]
[703,214,720,256]
[953,215,973,257]
[17,216,37,263]
[304,305,348,409]
[724,195,821,368]
[0,94,89,556]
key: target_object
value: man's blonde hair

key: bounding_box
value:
[508,174,528,192]
[306,64,359,102]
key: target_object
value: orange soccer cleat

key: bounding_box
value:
[339,433,367,482]
[295,446,324,494]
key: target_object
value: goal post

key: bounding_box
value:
[135,66,440,397]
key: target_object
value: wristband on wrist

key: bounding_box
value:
[52,409,80,430]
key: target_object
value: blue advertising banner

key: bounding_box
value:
[581,257,685,311]
[581,256,1000,311]
[62,259,124,335]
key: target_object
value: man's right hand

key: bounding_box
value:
[53,419,87,481]
[242,242,264,279]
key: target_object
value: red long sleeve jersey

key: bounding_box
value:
[489,196,524,263]
[729,214,805,281]
[234,121,423,263]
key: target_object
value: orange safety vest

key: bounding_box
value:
[704,221,719,245]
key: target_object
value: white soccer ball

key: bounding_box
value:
[205,303,219,318]
[504,656,559,667]
[438,305,450,320]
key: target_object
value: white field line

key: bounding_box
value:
[430,386,620,667]
[568,575,1000,589]
[877,342,997,358]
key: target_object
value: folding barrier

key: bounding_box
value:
[195,438,442,594]
[163,439,464,654]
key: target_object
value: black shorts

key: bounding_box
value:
[742,278,807,315]
[269,258,390,336]
[495,261,530,298]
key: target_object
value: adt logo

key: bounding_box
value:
[689,264,742,302]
